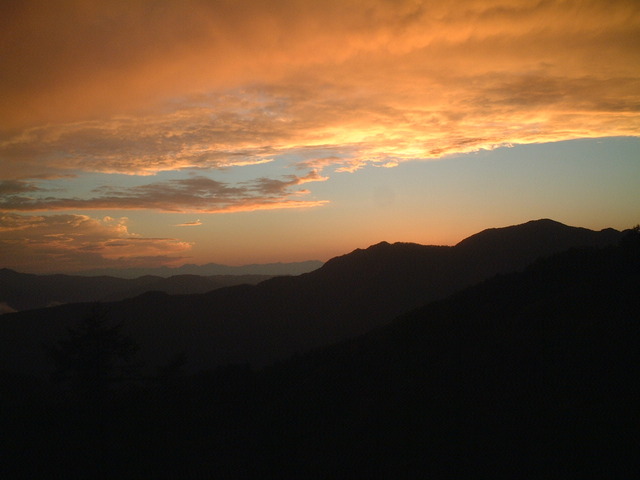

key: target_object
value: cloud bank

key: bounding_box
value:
[1,0,638,178]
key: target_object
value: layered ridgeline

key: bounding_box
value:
[0,271,277,313]
[2,223,638,478]
[0,260,323,313]
[71,260,325,279]
[0,219,626,375]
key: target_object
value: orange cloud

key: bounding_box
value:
[2,1,637,130]
[205,199,330,214]
[2,71,637,181]
[0,213,192,274]
[0,1,638,208]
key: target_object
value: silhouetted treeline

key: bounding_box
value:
[1,228,638,478]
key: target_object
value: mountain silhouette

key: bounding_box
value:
[73,260,324,278]
[246,227,640,478]
[0,269,273,312]
[2,225,637,479]
[0,219,627,376]
[455,218,622,277]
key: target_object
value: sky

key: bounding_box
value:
[1,0,639,274]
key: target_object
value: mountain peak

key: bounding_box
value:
[457,218,568,244]
[453,219,623,278]
[368,241,391,249]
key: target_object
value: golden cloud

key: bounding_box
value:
[0,0,638,206]
[2,1,637,125]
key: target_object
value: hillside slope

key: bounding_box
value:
[250,227,640,478]
[0,219,626,376]
[2,228,638,479]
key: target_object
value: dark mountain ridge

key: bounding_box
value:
[0,219,627,376]
[248,227,640,478]
[2,225,638,479]
[455,218,623,276]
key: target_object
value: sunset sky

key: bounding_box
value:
[1,0,639,274]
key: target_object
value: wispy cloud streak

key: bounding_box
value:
[0,173,328,213]
[175,219,203,227]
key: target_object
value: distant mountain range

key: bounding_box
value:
[73,260,324,278]
[2,221,638,478]
[0,270,275,313]
[0,219,628,377]
[0,260,323,313]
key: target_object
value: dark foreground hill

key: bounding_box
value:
[2,228,638,478]
[0,219,626,376]
[255,231,639,478]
